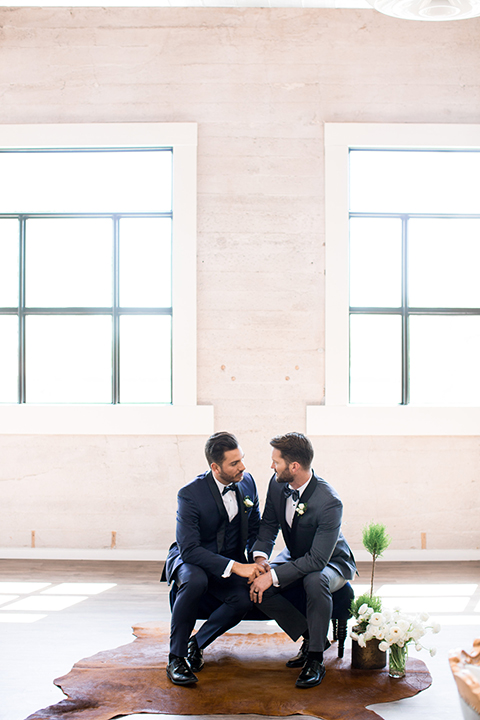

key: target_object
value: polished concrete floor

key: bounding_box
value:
[0,559,479,720]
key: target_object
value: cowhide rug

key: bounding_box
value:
[25,621,432,720]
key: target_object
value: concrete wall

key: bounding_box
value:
[1,7,479,556]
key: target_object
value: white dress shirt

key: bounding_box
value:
[260,477,312,587]
[214,476,239,577]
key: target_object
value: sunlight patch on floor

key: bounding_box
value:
[379,596,470,613]
[378,584,477,596]
[0,613,47,623]
[430,614,480,625]
[0,581,51,594]
[4,595,88,611]
[0,594,19,606]
[41,582,117,595]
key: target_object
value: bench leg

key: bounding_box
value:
[336,619,348,658]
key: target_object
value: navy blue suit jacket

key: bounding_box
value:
[164,470,261,584]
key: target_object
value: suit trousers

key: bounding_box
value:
[169,563,253,657]
[258,565,347,653]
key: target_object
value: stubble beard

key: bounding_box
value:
[218,468,244,485]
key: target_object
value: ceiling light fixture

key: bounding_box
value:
[367,0,480,19]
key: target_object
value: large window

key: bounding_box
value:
[306,124,480,436]
[1,149,173,404]
[349,149,480,407]
[0,123,213,434]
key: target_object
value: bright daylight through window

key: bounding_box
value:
[0,147,173,404]
[349,149,480,406]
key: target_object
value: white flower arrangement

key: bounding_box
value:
[296,502,307,516]
[243,496,254,508]
[350,603,440,656]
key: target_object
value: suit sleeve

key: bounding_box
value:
[251,478,281,559]
[175,488,231,578]
[275,493,343,587]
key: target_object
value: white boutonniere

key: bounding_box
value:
[243,496,254,508]
[296,502,307,516]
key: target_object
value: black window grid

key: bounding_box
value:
[349,211,480,406]
[0,212,173,404]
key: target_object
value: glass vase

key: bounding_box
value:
[389,644,407,678]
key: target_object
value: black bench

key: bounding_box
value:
[169,580,354,658]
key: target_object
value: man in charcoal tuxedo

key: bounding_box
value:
[250,432,356,689]
[163,431,262,685]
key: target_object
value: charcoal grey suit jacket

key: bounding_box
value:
[252,471,356,587]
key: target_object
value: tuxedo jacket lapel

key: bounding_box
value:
[206,471,228,552]
[291,473,317,532]
[279,488,292,541]
[235,484,248,553]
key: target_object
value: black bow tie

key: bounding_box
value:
[222,483,237,496]
[284,486,300,502]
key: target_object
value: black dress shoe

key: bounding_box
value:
[166,657,198,685]
[295,658,326,688]
[187,635,204,672]
[286,637,309,667]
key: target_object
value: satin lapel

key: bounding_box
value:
[206,471,228,553]
[278,486,292,540]
[235,483,248,553]
[291,472,317,530]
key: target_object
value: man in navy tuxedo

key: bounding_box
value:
[164,431,262,685]
[250,432,356,689]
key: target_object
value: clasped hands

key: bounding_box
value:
[232,558,273,603]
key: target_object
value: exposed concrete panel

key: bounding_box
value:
[0,7,479,553]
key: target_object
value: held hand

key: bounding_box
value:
[249,570,273,603]
[232,562,266,579]
[253,556,271,573]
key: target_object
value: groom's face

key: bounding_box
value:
[271,448,294,485]
[214,446,246,485]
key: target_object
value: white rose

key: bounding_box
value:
[387,626,404,643]
[411,628,425,641]
[369,612,384,626]
[431,622,441,634]
[358,635,367,648]
[379,641,389,652]
[429,647,437,657]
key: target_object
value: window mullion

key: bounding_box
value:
[112,216,120,404]
[18,216,26,404]
[401,215,409,406]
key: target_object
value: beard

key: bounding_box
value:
[217,468,244,485]
[275,468,294,485]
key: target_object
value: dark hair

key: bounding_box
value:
[269,432,314,470]
[205,431,239,467]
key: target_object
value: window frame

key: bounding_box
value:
[0,123,213,435]
[306,123,480,436]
